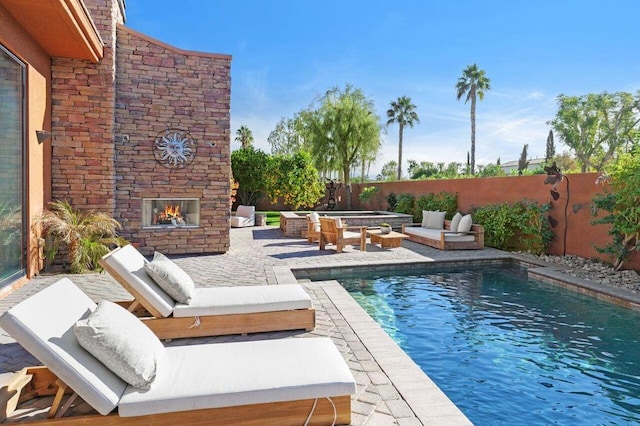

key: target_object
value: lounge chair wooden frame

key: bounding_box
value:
[318,217,367,253]
[1,366,352,425]
[99,252,315,340]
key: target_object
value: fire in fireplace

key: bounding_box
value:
[142,198,200,228]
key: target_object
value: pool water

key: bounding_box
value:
[340,265,640,425]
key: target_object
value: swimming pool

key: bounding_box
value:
[340,265,640,425]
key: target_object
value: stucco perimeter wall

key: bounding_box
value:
[114,26,232,254]
[350,174,640,270]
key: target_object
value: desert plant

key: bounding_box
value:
[36,200,128,273]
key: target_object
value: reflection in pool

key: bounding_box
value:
[340,265,640,425]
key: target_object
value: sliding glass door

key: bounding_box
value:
[0,45,25,287]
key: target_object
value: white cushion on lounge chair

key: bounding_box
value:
[118,337,355,417]
[103,244,177,317]
[0,278,126,415]
[172,285,312,317]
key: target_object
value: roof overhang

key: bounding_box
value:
[1,0,104,63]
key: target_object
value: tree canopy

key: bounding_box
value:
[230,147,268,206]
[264,151,324,210]
[549,91,640,172]
[235,125,254,149]
[298,85,381,206]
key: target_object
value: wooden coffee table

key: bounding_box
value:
[366,229,409,249]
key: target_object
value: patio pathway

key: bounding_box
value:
[0,225,514,425]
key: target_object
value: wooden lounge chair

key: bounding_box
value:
[0,278,356,424]
[319,217,367,253]
[99,245,315,339]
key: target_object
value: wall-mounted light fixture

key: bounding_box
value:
[35,130,52,144]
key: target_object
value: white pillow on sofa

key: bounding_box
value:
[457,214,473,235]
[450,212,463,232]
[75,300,165,389]
[422,210,446,229]
[144,251,195,304]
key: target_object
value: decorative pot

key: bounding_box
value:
[380,226,392,234]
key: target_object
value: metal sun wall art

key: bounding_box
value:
[153,129,197,168]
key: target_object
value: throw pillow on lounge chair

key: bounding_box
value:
[144,251,194,304]
[74,300,164,389]
[0,278,356,424]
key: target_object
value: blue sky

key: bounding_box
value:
[125,1,640,176]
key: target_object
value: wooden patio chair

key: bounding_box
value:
[319,217,367,253]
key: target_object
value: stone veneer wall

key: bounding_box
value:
[114,26,231,255]
[50,0,123,212]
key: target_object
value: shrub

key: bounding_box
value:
[415,191,458,221]
[394,193,415,217]
[592,148,640,270]
[386,192,398,211]
[471,200,552,254]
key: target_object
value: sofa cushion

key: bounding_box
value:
[404,226,475,243]
[145,251,195,304]
[458,214,473,235]
[450,212,463,232]
[308,212,320,231]
[75,300,165,389]
[422,211,446,229]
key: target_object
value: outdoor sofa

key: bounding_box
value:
[402,211,484,250]
[99,244,315,339]
[0,278,356,424]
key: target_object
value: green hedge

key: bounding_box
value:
[471,200,553,254]
[393,191,459,223]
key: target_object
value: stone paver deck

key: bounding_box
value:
[2,226,639,424]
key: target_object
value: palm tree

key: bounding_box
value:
[235,125,254,149]
[456,64,491,174]
[386,96,420,180]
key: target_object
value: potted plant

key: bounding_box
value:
[380,223,392,234]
